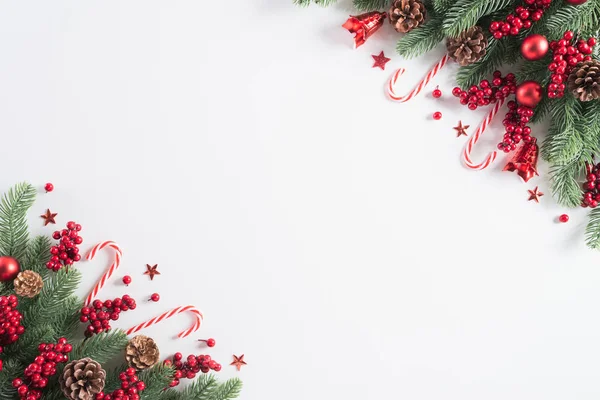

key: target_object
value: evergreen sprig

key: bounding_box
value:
[586,208,600,249]
[24,235,52,278]
[396,15,445,59]
[139,363,176,399]
[443,0,512,38]
[0,182,35,262]
[70,329,129,364]
[546,0,600,40]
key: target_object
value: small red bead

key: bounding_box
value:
[559,214,569,223]
[122,275,132,285]
[432,87,442,98]
[150,293,160,302]
[433,112,442,120]
[44,183,54,193]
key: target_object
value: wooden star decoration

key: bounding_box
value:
[40,209,57,226]
[528,186,544,203]
[453,121,470,137]
[144,264,161,280]
[231,354,247,371]
[371,51,391,70]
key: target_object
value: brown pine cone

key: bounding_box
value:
[567,60,600,102]
[389,0,426,33]
[446,26,488,66]
[60,358,106,400]
[126,335,160,370]
[13,270,43,298]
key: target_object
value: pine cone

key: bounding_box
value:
[60,358,106,400]
[567,60,600,102]
[388,0,426,33]
[126,335,160,370]
[13,270,43,298]
[446,26,488,66]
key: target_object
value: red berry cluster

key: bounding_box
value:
[0,295,25,351]
[47,221,83,272]
[548,31,597,99]
[581,163,600,208]
[497,101,535,153]
[489,0,551,39]
[164,352,222,388]
[80,296,136,337]
[12,338,72,400]
[95,367,146,400]
[452,71,517,111]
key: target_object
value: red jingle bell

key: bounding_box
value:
[521,34,549,61]
[0,256,21,282]
[342,12,386,49]
[504,139,539,182]
[516,81,543,108]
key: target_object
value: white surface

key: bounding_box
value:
[0,1,599,399]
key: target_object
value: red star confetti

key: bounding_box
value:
[231,354,247,371]
[41,209,57,226]
[453,121,470,137]
[528,186,544,203]
[371,51,391,70]
[144,264,161,280]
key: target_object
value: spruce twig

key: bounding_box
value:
[443,0,512,38]
[0,182,36,262]
[396,15,445,59]
[70,329,129,364]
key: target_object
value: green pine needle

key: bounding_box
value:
[586,208,600,249]
[546,0,600,40]
[442,0,512,38]
[353,0,387,11]
[208,378,243,400]
[0,182,36,262]
[293,0,337,6]
[396,15,445,59]
[70,329,129,364]
[24,235,52,278]
[139,363,176,399]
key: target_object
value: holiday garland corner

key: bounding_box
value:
[296,0,600,250]
[0,182,243,400]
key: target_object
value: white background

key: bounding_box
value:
[1,1,600,399]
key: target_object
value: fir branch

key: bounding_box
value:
[3,324,55,362]
[0,182,36,261]
[69,329,129,364]
[549,163,582,208]
[139,363,175,399]
[180,374,219,400]
[293,0,336,6]
[208,378,243,400]
[105,364,130,393]
[396,15,445,59]
[546,0,600,40]
[24,235,52,278]
[0,358,21,400]
[51,295,83,341]
[352,0,387,11]
[21,269,81,327]
[586,208,600,249]
[531,94,551,124]
[433,0,453,14]
[442,0,512,38]
[455,38,517,89]
[515,56,551,85]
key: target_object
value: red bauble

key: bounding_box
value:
[564,0,588,4]
[521,34,549,61]
[516,81,543,108]
[0,256,20,282]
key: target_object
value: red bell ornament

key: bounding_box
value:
[516,81,543,108]
[0,256,21,282]
[521,34,549,61]
[504,139,539,182]
[342,12,386,49]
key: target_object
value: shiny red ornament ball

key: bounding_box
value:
[521,34,549,61]
[0,256,20,282]
[516,81,543,108]
[122,275,132,285]
[150,293,160,302]
[44,183,54,193]
[564,0,587,4]
[432,87,442,98]
[433,112,442,120]
[559,214,569,223]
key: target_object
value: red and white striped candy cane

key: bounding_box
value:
[125,305,204,338]
[387,54,450,102]
[462,99,506,170]
[85,241,122,306]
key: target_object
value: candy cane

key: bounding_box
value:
[387,54,450,103]
[462,99,506,170]
[125,305,204,338]
[85,241,122,306]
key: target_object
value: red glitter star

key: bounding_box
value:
[40,209,57,226]
[371,51,391,70]
[230,354,247,371]
[528,186,544,203]
[144,264,161,280]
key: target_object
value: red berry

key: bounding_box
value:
[150,293,160,302]
[559,214,569,223]
[44,183,54,193]
[433,112,442,120]
[122,275,132,285]
[432,87,442,98]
